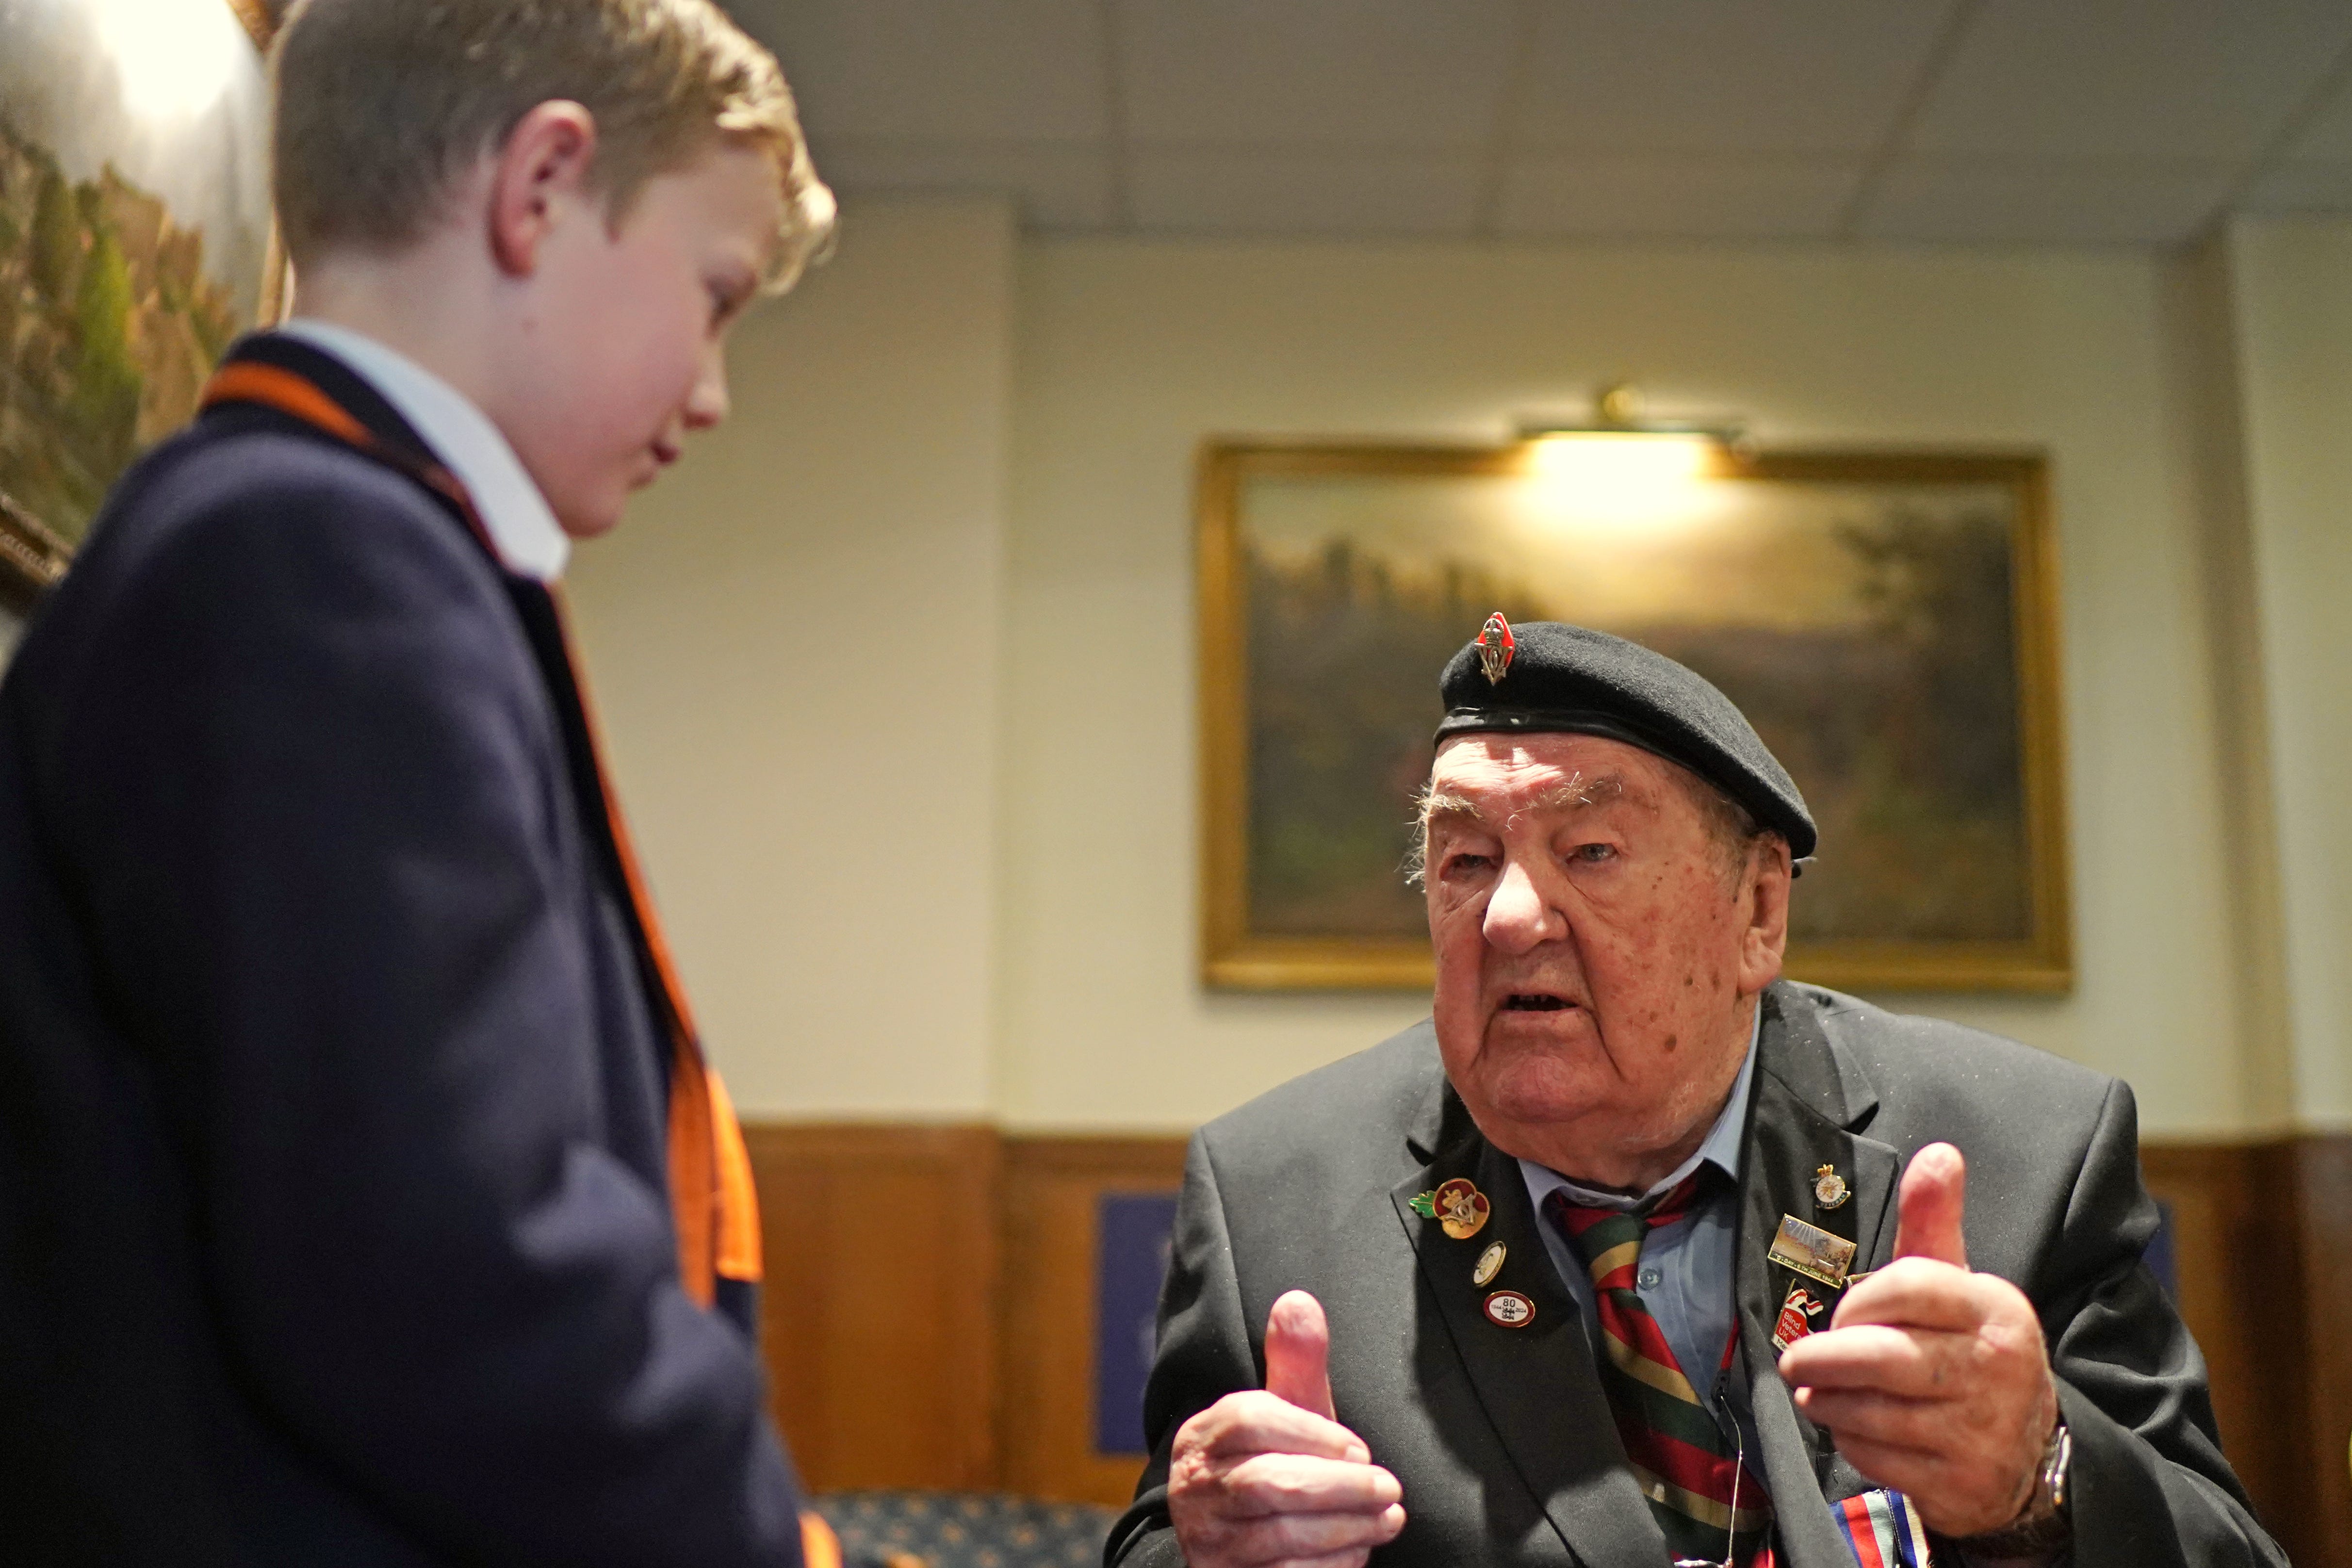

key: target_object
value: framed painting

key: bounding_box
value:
[1198,438,2071,994]
[0,0,286,613]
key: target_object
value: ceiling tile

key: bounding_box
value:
[1495,156,1862,240]
[1115,0,1518,151]
[807,140,1115,229]
[1126,148,1482,236]
[1856,157,2238,245]
[1905,0,2352,162]
[2240,160,2352,212]
[2275,70,2352,162]
[731,0,1109,143]
[1513,0,1963,157]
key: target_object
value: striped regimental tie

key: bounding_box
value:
[1547,1173,1775,1568]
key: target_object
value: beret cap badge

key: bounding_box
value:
[1432,619,1819,863]
[1476,612,1516,685]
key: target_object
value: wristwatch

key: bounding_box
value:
[1946,1421,2072,1558]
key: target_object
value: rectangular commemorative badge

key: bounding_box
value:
[1768,1213,1857,1289]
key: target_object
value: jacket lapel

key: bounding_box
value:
[1733,983,1903,1568]
[1390,1083,1666,1568]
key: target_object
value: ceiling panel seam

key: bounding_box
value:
[2205,29,2352,239]
[1834,0,1986,241]
[1469,0,1543,240]
[1101,0,1133,227]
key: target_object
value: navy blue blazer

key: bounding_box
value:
[0,337,804,1565]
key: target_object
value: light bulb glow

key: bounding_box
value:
[88,0,246,123]
[1522,432,1718,524]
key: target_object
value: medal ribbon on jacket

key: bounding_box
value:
[197,357,762,1311]
[1829,1490,1935,1568]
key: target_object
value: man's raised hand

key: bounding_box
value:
[1167,1290,1407,1568]
[1777,1143,2059,1538]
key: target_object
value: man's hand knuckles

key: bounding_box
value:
[1229,1470,1362,1516]
[1210,1507,1387,1568]
[1257,1510,1389,1554]
[1837,1282,1983,1335]
[1264,1553,1372,1568]
[1786,1323,1944,1390]
[1193,1398,1361,1462]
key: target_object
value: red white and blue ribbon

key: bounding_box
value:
[1832,1489,1935,1568]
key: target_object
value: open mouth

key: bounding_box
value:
[1502,993,1570,1012]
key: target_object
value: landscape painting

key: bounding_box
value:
[0,0,278,606]
[1197,441,2070,994]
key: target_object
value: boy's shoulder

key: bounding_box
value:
[7,410,521,727]
[82,409,483,584]
[32,411,500,640]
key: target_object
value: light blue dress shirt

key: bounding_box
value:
[1518,1009,1761,1421]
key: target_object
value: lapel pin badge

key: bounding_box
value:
[1813,1164,1851,1210]
[1483,1290,1535,1328]
[1410,1177,1491,1240]
[1772,1282,1829,1353]
[1476,612,1515,685]
[1472,1241,1506,1287]
[1768,1212,1857,1290]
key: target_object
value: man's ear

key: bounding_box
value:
[1737,833,1792,994]
[486,100,600,279]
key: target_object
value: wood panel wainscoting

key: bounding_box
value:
[749,1125,2350,1565]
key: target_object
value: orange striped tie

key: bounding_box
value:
[1548,1175,1774,1566]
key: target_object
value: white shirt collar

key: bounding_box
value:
[1518,1005,1763,1214]
[277,318,570,582]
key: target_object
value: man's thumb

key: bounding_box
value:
[1892,1142,1970,1268]
[1263,1289,1337,1421]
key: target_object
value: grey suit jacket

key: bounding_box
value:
[1109,982,2283,1568]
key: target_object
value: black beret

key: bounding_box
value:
[1435,617,1816,861]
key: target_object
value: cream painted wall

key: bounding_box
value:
[567,200,1015,1119]
[554,203,2308,1138]
[998,239,2252,1136]
[2219,217,2352,1132]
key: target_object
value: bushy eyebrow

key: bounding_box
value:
[1403,771,1630,888]
[1417,772,1627,836]
[1524,773,1625,817]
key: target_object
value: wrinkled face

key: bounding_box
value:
[497,142,782,537]
[1421,732,1789,1185]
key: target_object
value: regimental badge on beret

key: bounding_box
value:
[1433,619,1819,862]
[1476,612,1515,685]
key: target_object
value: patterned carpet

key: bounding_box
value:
[812,1490,1122,1568]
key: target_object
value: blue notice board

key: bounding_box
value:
[1094,1191,1181,1455]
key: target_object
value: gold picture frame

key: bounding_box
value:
[0,0,288,613]
[1198,439,2072,994]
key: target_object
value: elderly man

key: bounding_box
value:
[1109,621,2278,1568]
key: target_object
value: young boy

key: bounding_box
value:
[0,2,834,1562]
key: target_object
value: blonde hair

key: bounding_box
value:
[272,0,835,292]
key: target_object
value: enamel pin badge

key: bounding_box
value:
[1410,1177,1491,1241]
[1768,1213,1857,1290]
[1476,612,1515,685]
[1483,1290,1535,1328]
[1472,1241,1506,1287]
[1772,1283,1829,1352]
[1813,1164,1851,1210]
